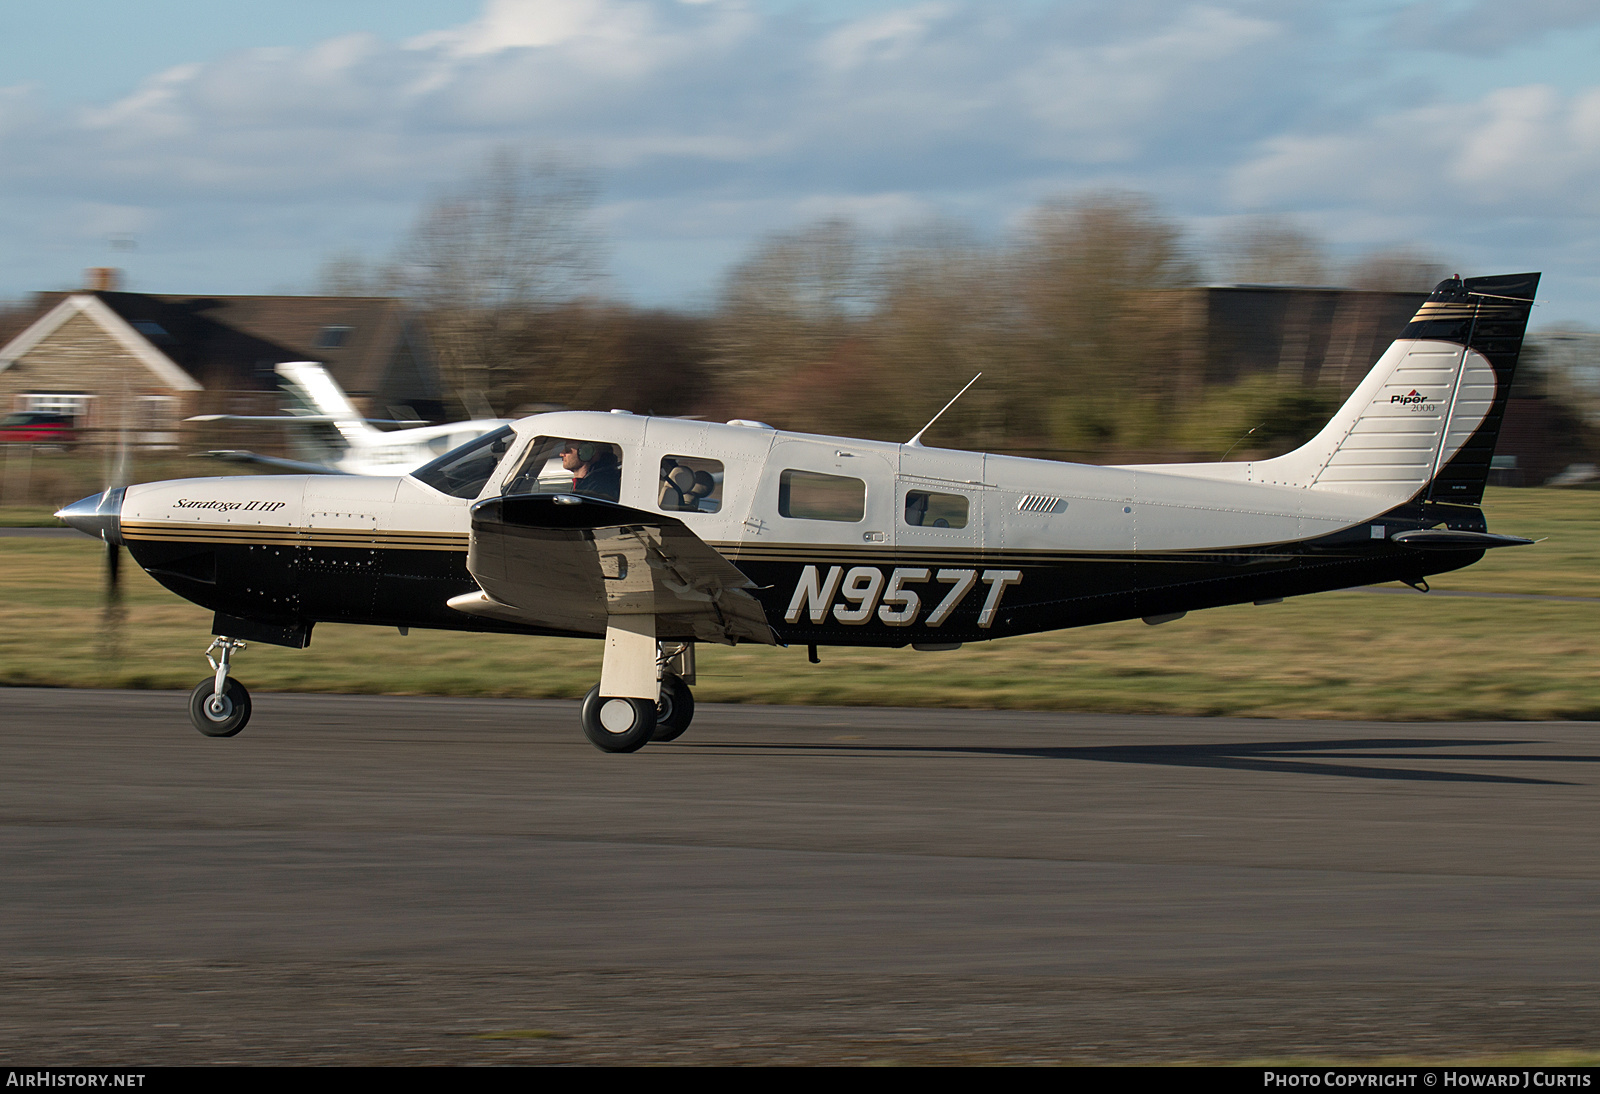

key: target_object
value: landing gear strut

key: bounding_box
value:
[581,636,696,752]
[189,636,251,737]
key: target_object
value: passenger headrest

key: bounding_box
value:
[667,465,697,494]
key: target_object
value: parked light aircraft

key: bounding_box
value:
[60,274,1539,752]
[192,360,509,476]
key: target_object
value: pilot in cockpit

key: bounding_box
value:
[563,440,621,502]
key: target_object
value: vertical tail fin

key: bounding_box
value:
[1256,272,1539,504]
[274,361,380,448]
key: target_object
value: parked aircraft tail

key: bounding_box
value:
[274,361,383,448]
[1195,273,1540,505]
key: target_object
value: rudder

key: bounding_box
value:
[1416,272,1540,503]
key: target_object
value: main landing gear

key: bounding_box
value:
[181,628,698,751]
[188,636,251,737]
[580,639,696,754]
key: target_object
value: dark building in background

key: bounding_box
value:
[1169,284,1594,485]
[1181,284,1427,390]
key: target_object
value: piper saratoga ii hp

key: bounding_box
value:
[59,273,1540,752]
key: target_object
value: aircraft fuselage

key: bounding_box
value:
[119,410,1489,650]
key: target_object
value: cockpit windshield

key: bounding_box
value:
[410,425,515,499]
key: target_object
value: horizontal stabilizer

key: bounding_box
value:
[461,493,775,645]
[1389,529,1534,550]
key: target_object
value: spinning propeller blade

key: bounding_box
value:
[105,534,121,599]
[100,409,131,647]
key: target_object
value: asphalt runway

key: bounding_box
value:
[2,688,1598,1064]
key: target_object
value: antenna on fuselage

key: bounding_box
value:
[906,373,981,448]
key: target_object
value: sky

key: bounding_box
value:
[2,0,1599,325]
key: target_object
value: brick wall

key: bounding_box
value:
[0,312,200,437]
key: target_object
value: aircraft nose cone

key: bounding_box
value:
[56,487,125,544]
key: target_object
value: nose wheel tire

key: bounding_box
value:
[652,675,695,742]
[580,686,657,753]
[189,677,251,737]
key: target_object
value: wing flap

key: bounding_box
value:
[461,493,775,645]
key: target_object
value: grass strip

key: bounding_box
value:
[2,488,1594,720]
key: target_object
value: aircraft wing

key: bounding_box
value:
[451,493,776,646]
[187,414,427,425]
[192,450,352,475]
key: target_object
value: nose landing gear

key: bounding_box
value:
[189,636,251,737]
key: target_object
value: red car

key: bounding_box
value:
[0,412,79,446]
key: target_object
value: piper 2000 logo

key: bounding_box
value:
[785,565,1022,628]
[1390,389,1437,412]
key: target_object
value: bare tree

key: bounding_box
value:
[314,250,392,297]
[1344,249,1450,292]
[864,224,1021,448]
[712,218,878,399]
[1215,217,1330,286]
[1013,191,1200,456]
[707,195,1205,454]
[499,305,713,418]
[394,149,603,415]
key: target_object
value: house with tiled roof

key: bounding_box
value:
[0,272,444,446]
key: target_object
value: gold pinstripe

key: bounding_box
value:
[706,542,1299,564]
[122,524,1303,563]
[122,521,468,551]
[1409,301,1524,322]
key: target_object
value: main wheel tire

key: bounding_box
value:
[580,685,657,753]
[652,675,695,742]
[189,677,251,737]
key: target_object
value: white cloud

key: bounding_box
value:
[1,0,1598,318]
[0,83,44,144]
[27,0,1319,202]
[1012,5,1283,161]
[1388,0,1600,56]
[65,202,159,243]
[408,0,633,56]
[818,3,956,70]
[1232,83,1600,216]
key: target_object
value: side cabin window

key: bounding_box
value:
[659,456,723,514]
[904,489,968,529]
[778,469,865,522]
[502,436,624,502]
[411,425,515,499]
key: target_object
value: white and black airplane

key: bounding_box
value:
[192,360,509,476]
[59,273,1540,752]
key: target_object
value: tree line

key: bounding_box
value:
[322,151,1463,463]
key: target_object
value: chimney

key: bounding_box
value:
[85,267,121,292]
